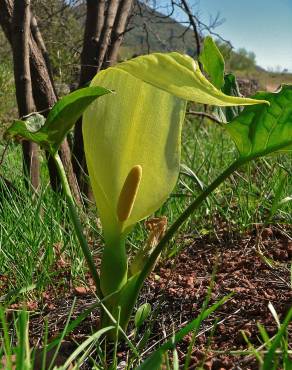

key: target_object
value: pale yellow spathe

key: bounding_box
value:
[83,53,266,240]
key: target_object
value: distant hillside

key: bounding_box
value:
[100,2,292,91]
[73,1,198,58]
[122,2,198,57]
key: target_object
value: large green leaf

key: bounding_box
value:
[5,86,111,154]
[225,85,292,159]
[199,36,225,90]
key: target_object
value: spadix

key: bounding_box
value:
[117,165,142,222]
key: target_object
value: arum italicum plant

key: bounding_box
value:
[81,52,267,330]
[5,40,292,339]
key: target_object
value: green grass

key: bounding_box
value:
[0,115,291,299]
[164,114,291,228]
[0,145,103,299]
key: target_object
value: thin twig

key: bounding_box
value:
[187,110,222,124]
[180,0,201,56]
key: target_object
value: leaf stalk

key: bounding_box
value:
[53,153,102,297]
[137,157,247,293]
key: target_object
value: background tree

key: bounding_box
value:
[72,0,134,195]
[0,0,134,199]
[0,0,80,200]
[0,0,260,199]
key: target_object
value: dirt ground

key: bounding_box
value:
[145,225,292,369]
[2,225,291,369]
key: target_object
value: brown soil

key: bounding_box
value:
[2,225,292,369]
[144,225,292,369]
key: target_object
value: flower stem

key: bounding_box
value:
[113,158,248,334]
[53,153,102,297]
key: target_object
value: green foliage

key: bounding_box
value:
[5,114,47,145]
[218,42,257,72]
[199,36,225,90]
[5,86,111,154]
[221,73,244,121]
[262,305,292,370]
[0,308,31,369]
[231,48,256,71]
[134,303,151,330]
[242,305,292,370]
[199,38,246,124]
[198,40,245,123]
[137,295,230,369]
[226,85,292,158]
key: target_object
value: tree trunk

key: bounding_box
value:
[73,0,133,196]
[30,15,58,98]
[11,0,39,190]
[104,0,134,68]
[29,22,81,204]
[73,0,105,196]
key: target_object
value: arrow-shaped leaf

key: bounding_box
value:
[45,86,111,153]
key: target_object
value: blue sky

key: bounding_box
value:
[193,0,292,71]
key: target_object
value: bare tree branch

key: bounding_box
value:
[187,110,222,124]
[179,0,201,56]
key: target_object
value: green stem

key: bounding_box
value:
[53,153,102,297]
[99,234,128,334]
[100,235,128,297]
[137,158,247,290]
